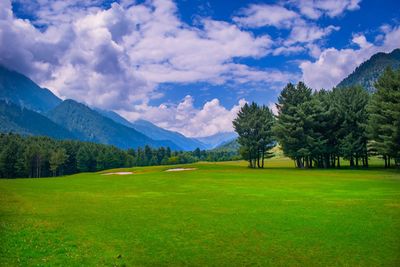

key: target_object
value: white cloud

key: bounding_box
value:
[293,0,361,19]
[300,25,400,90]
[0,0,291,114]
[118,96,246,137]
[0,0,292,120]
[233,4,299,28]
[286,24,340,45]
[232,2,341,56]
[0,0,297,135]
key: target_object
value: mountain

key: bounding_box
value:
[196,132,238,149]
[130,120,207,151]
[213,138,239,153]
[95,109,134,128]
[47,100,181,149]
[0,65,62,112]
[0,100,74,139]
[0,65,234,150]
[97,109,207,151]
[337,48,400,92]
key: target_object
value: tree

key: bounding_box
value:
[274,82,312,168]
[49,148,68,176]
[233,102,275,168]
[77,145,96,172]
[334,86,369,167]
[368,67,400,167]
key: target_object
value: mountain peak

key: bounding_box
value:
[0,65,62,112]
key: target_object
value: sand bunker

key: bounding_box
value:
[165,168,197,172]
[102,172,133,175]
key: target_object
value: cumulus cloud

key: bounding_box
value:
[0,0,298,135]
[233,4,299,28]
[300,25,400,90]
[286,24,340,45]
[2,0,388,137]
[232,2,341,57]
[118,96,246,137]
[292,0,361,19]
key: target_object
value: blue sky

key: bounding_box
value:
[1,0,400,136]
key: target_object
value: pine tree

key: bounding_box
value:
[334,86,369,167]
[274,82,312,168]
[368,67,400,167]
[233,102,275,168]
[49,148,68,176]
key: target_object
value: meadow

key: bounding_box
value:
[1,158,399,266]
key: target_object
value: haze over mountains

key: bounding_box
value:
[0,48,399,150]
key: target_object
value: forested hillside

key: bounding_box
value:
[337,48,400,92]
[0,101,74,139]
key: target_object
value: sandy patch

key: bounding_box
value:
[102,172,133,175]
[165,168,197,172]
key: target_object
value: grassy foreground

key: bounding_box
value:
[1,159,399,266]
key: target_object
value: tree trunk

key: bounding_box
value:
[350,156,354,168]
[36,156,39,178]
[337,156,340,168]
[261,149,265,168]
[297,157,304,168]
[384,155,387,168]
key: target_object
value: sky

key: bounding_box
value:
[0,0,399,137]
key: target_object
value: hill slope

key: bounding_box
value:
[0,100,74,139]
[337,48,400,92]
[47,100,180,149]
[0,65,61,112]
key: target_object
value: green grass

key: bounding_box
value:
[1,158,399,266]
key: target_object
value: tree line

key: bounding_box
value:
[234,67,400,168]
[0,134,239,178]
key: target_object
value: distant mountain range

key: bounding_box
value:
[196,132,238,149]
[47,99,180,149]
[337,48,400,92]
[213,138,239,153]
[0,65,234,150]
[97,109,208,150]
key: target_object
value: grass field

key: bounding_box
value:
[1,158,399,266]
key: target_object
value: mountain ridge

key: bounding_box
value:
[337,48,400,92]
[0,100,75,139]
[47,99,181,149]
[96,109,207,150]
[0,65,62,112]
